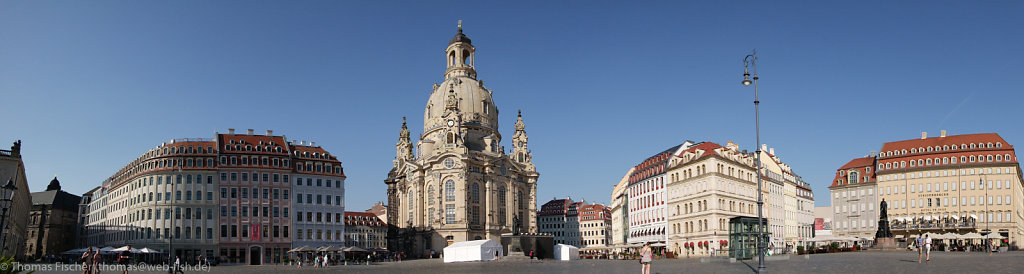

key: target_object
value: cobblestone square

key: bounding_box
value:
[18,250,1024,274]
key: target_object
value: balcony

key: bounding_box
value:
[890,221,976,231]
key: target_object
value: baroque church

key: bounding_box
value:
[385,23,539,257]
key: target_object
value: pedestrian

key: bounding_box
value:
[989,239,995,256]
[916,236,925,263]
[93,249,102,274]
[529,250,534,260]
[639,242,652,274]
[81,247,93,274]
[924,234,932,262]
[118,246,131,274]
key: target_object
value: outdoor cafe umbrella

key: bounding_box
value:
[344,246,368,252]
[961,232,984,239]
[288,246,315,253]
[984,233,1005,239]
[137,248,162,254]
[110,246,143,254]
[317,246,343,252]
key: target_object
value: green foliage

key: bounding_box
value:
[796,246,804,253]
[0,256,34,274]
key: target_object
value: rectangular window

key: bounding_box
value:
[241,188,248,199]
[221,225,228,237]
[263,188,269,199]
[230,173,238,181]
[446,204,456,224]
[296,193,303,204]
[231,188,238,198]
[242,225,249,238]
[283,189,289,200]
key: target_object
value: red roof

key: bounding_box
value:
[217,134,290,156]
[343,211,385,227]
[540,198,572,216]
[830,156,877,187]
[678,142,724,159]
[880,133,1011,155]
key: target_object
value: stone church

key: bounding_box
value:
[385,23,539,257]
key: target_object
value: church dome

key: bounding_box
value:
[422,77,498,134]
[46,176,61,191]
[449,28,472,45]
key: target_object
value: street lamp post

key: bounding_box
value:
[742,50,767,274]
[0,179,17,256]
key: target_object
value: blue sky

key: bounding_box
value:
[2,1,1022,210]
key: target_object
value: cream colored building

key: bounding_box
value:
[666,141,759,257]
[610,168,632,246]
[579,204,611,247]
[665,141,812,257]
[828,156,880,240]
[874,132,1023,247]
[384,25,538,258]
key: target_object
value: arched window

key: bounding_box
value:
[848,171,859,184]
[446,132,456,144]
[445,180,455,202]
[472,183,480,203]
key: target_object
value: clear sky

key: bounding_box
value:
[2,1,1022,210]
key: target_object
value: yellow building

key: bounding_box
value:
[873,132,1023,247]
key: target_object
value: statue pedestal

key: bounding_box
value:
[500,233,554,260]
[874,237,899,250]
[502,234,530,261]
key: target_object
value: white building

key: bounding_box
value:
[628,142,692,245]
[610,168,632,246]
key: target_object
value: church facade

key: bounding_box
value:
[385,24,539,257]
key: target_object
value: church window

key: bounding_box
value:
[428,185,435,205]
[446,180,455,202]
[446,132,456,144]
[472,183,480,203]
[446,204,456,224]
[483,101,489,114]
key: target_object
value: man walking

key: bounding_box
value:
[924,234,932,262]
[916,236,925,263]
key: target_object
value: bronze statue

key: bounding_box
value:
[512,215,521,235]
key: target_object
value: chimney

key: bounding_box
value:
[247,129,254,135]
[921,132,927,139]
[761,144,768,153]
[769,147,775,155]
[300,141,305,146]
[870,151,877,157]
[310,141,316,147]
[941,130,947,137]
[266,130,274,136]
[228,128,235,134]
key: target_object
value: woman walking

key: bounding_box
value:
[639,243,653,274]
[81,247,93,274]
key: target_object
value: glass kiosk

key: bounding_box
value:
[729,216,769,260]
